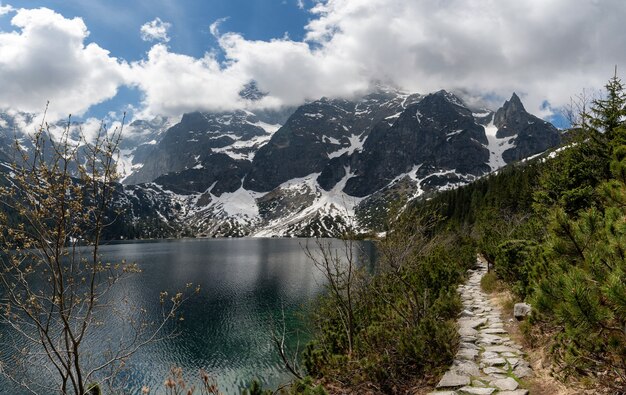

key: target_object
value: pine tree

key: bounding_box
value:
[531,73,626,389]
[590,67,626,138]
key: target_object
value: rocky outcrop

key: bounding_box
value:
[244,89,421,192]
[344,90,490,197]
[513,303,532,320]
[124,110,287,185]
[153,154,252,195]
[494,93,561,163]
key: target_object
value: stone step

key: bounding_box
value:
[432,259,533,395]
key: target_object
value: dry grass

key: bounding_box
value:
[480,271,504,293]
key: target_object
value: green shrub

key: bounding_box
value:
[480,271,500,293]
[494,239,539,298]
[303,233,471,390]
[242,380,273,395]
[289,377,327,395]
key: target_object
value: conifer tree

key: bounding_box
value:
[532,72,626,389]
[590,67,626,138]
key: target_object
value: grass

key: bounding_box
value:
[480,271,503,293]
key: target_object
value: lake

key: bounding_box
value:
[0,238,375,395]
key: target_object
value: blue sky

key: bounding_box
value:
[2,0,311,60]
[0,0,624,124]
[0,0,312,119]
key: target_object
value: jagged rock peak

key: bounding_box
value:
[239,81,267,102]
[431,89,466,107]
[416,90,472,118]
[504,92,526,111]
[493,92,561,162]
[494,92,528,129]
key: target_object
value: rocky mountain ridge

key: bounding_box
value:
[0,88,562,237]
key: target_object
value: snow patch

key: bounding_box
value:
[328,134,365,159]
[484,120,516,171]
[212,187,260,218]
[253,171,364,237]
[323,135,341,145]
[446,129,464,141]
[472,111,491,118]
[249,120,281,134]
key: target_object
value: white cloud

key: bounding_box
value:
[0,7,128,119]
[127,43,249,117]
[140,17,171,43]
[128,0,626,117]
[296,0,305,10]
[297,0,625,113]
[2,1,626,122]
[0,3,13,16]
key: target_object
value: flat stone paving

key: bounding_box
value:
[429,258,533,395]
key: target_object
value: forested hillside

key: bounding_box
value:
[409,73,626,392]
[285,73,626,395]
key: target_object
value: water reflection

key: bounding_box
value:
[0,238,374,395]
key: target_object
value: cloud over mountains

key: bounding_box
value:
[0,0,624,121]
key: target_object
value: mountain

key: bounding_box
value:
[122,110,287,185]
[0,89,562,238]
[492,93,561,163]
[117,116,173,183]
[244,89,421,192]
[343,90,490,197]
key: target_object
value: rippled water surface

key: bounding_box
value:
[0,238,374,394]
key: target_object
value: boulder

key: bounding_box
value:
[513,303,532,320]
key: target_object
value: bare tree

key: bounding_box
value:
[371,209,446,328]
[0,112,194,394]
[303,236,362,357]
[270,303,304,380]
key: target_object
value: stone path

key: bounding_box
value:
[429,259,533,395]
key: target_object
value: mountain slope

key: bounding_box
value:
[244,89,421,192]
[0,88,562,238]
[344,90,490,197]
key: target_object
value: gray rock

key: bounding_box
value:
[481,328,507,334]
[481,357,507,366]
[513,364,533,378]
[491,377,519,391]
[460,318,487,329]
[483,345,518,353]
[506,357,520,367]
[437,371,471,388]
[513,303,532,320]
[454,361,481,376]
[460,342,480,350]
[482,351,500,359]
[483,367,507,375]
[498,391,529,395]
[459,327,479,337]
[427,392,458,395]
[457,348,479,360]
[458,386,496,395]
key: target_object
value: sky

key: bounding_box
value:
[0,0,625,128]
